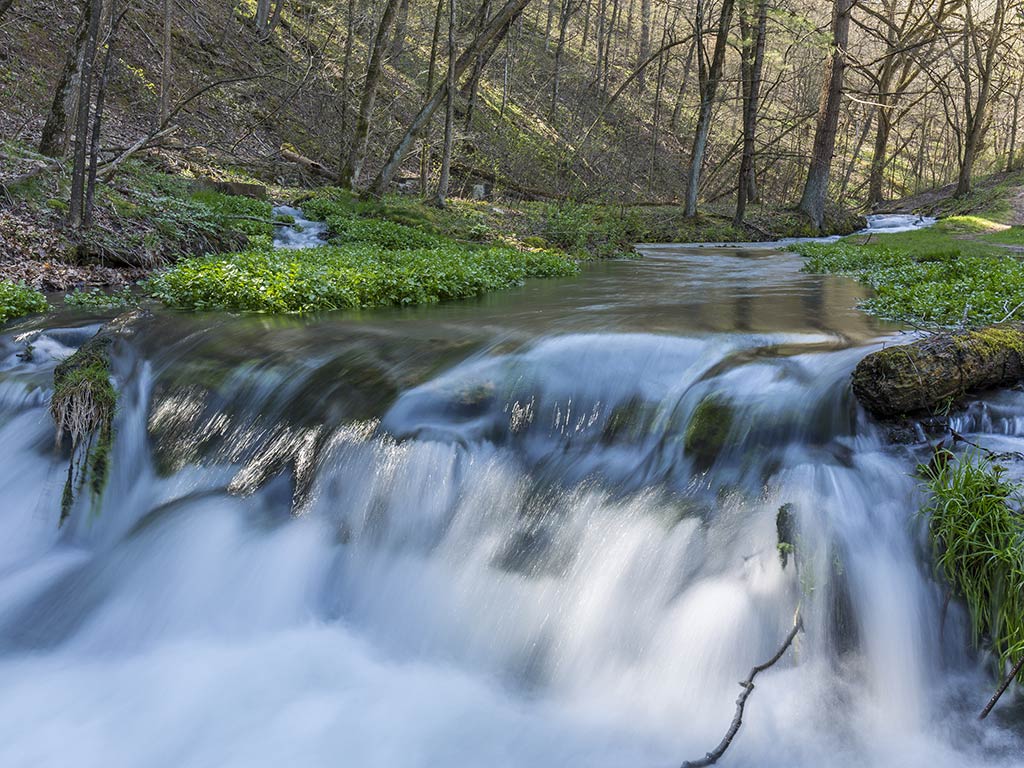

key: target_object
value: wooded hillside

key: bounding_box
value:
[1,0,1022,229]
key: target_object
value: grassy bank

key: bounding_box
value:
[791,216,1024,326]
[1,147,870,320]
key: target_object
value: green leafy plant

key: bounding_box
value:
[793,217,1024,325]
[0,280,49,323]
[146,242,578,313]
[65,287,138,310]
[919,452,1024,680]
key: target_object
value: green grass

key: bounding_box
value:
[792,217,1024,325]
[919,452,1024,681]
[0,280,49,323]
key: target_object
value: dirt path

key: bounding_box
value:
[1010,187,1024,226]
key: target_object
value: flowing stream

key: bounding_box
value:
[0,215,1021,767]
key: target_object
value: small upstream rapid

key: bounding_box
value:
[0,215,1021,767]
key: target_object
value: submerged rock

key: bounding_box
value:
[684,395,734,469]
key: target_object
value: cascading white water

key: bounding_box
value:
[0,216,1020,767]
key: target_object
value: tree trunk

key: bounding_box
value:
[388,0,411,59]
[684,0,736,218]
[68,0,102,234]
[337,0,356,176]
[734,0,766,226]
[867,104,892,207]
[637,0,650,93]
[255,0,271,33]
[160,0,172,127]
[421,0,446,194]
[550,0,573,116]
[797,0,852,233]
[265,0,286,38]
[955,0,1007,197]
[39,4,91,158]
[369,0,533,196]
[435,0,457,207]
[85,0,123,229]
[462,0,492,129]
[340,0,403,188]
[852,326,1024,419]
[1008,77,1022,173]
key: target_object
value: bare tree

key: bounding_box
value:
[684,0,736,217]
[798,0,853,233]
[341,0,403,188]
[955,0,1009,196]
[39,2,91,157]
[734,0,767,226]
[67,0,102,233]
[435,0,458,206]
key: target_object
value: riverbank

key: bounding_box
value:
[0,151,867,320]
[792,178,1024,326]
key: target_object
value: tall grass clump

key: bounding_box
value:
[920,452,1024,680]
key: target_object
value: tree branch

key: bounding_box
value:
[680,611,803,768]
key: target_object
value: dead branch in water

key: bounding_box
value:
[979,655,1024,720]
[680,611,803,768]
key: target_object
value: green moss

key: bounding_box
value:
[0,280,49,323]
[684,396,734,468]
[919,453,1024,681]
[51,335,117,525]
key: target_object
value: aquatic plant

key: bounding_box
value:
[0,280,48,323]
[65,286,138,310]
[919,452,1024,681]
[147,242,578,313]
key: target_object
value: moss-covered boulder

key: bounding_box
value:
[852,325,1024,418]
[684,395,734,469]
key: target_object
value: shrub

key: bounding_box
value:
[0,280,49,323]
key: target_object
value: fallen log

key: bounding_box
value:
[852,326,1024,418]
[280,146,340,183]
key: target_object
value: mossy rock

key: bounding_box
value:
[684,395,734,469]
[51,333,117,525]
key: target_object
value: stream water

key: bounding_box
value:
[0,215,1021,767]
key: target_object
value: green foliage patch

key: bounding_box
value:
[919,453,1024,681]
[65,287,138,310]
[792,217,1024,325]
[147,242,578,313]
[0,280,49,323]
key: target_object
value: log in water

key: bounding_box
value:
[852,326,1024,418]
